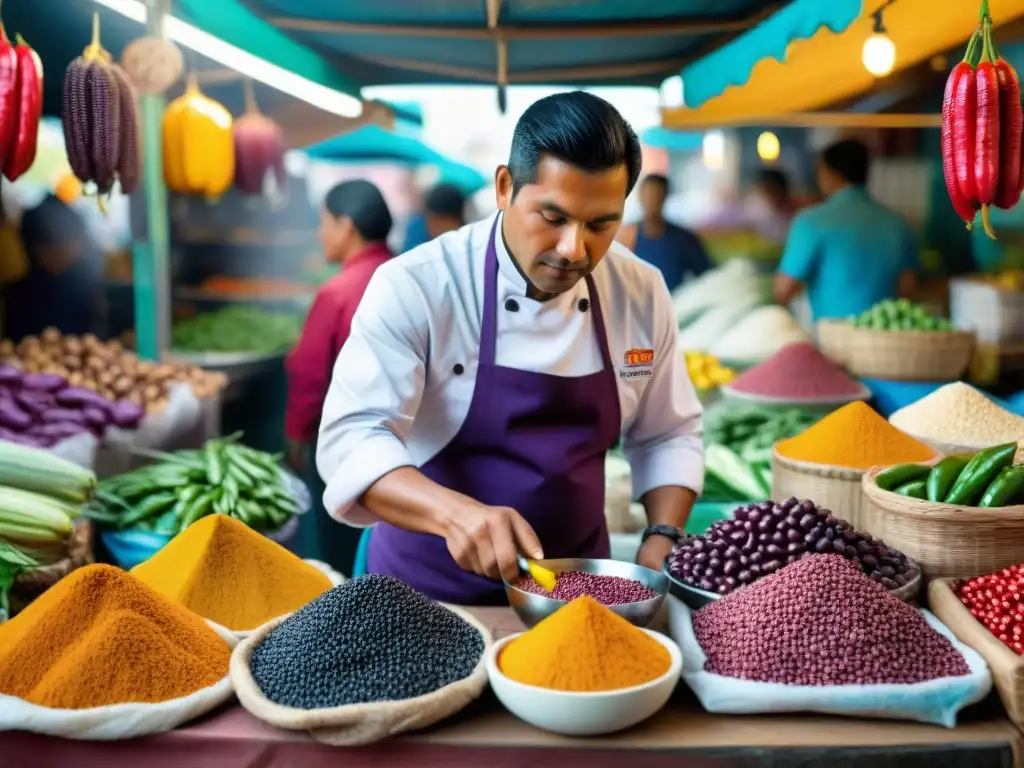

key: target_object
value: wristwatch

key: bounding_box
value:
[640,524,684,545]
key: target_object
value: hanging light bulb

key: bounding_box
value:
[702,131,725,171]
[862,4,896,77]
[757,132,780,163]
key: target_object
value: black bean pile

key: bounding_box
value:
[667,498,919,595]
[516,571,657,605]
[250,575,485,708]
[693,554,969,686]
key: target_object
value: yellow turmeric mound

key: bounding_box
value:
[498,596,671,692]
[0,564,230,708]
[133,513,332,631]
[776,401,937,470]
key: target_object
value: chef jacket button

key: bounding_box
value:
[453,364,465,375]
[578,298,590,312]
[504,298,519,312]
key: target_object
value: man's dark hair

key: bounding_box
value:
[424,183,466,221]
[642,174,670,194]
[507,91,642,197]
[820,139,870,187]
[324,179,393,241]
[756,169,790,198]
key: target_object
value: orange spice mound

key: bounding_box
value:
[0,564,230,709]
[776,401,937,469]
[498,596,671,692]
[133,514,332,631]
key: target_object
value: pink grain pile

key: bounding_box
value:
[728,342,862,399]
[692,554,969,686]
[516,571,657,605]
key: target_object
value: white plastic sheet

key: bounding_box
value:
[667,596,992,728]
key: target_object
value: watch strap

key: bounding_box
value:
[641,524,683,545]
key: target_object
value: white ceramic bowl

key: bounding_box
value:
[486,630,682,736]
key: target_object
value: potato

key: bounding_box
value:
[82,334,100,348]
[98,371,115,387]
[81,379,97,392]
[62,355,81,371]
[105,339,123,354]
[0,340,13,356]
[68,372,85,387]
[63,337,83,356]
[150,364,175,381]
[86,355,105,371]
[99,388,116,401]
[147,398,168,414]
[127,390,144,405]
[142,384,162,402]
[113,376,135,396]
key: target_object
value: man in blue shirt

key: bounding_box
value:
[774,139,920,321]
[619,174,711,292]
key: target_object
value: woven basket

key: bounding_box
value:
[771,450,871,531]
[862,467,1024,580]
[9,519,94,617]
[928,578,1024,726]
[834,326,976,381]
[816,319,852,366]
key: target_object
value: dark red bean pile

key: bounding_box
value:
[667,498,919,595]
[516,571,657,605]
[693,554,969,686]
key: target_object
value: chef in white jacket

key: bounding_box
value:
[317,91,705,605]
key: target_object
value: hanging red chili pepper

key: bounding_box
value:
[942,30,980,228]
[941,0,1024,240]
[0,23,19,225]
[2,34,43,182]
[975,15,1001,238]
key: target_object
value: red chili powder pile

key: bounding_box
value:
[729,342,862,399]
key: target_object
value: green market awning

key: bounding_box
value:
[305,126,488,195]
[679,0,863,109]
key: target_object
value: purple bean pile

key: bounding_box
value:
[516,571,657,605]
[693,555,969,686]
[667,498,919,596]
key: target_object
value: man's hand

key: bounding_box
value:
[441,500,543,583]
[285,438,309,474]
[637,533,675,572]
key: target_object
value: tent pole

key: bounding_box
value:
[131,0,172,360]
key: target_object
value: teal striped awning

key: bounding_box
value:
[679,0,863,109]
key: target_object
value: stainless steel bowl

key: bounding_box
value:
[504,558,668,628]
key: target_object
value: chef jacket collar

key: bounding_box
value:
[493,212,587,304]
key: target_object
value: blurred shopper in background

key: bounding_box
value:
[746,169,796,244]
[424,182,467,239]
[774,139,920,321]
[3,194,104,342]
[286,179,394,571]
[403,182,468,252]
[286,179,394,470]
[617,174,711,292]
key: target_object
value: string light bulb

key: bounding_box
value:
[862,5,896,77]
[757,131,780,163]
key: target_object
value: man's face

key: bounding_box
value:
[495,155,627,297]
[318,210,352,264]
[639,181,667,220]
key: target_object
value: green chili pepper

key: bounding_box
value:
[894,480,928,499]
[875,463,931,491]
[926,455,971,502]
[979,467,1024,508]
[946,443,1018,506]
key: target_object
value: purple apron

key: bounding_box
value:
[367,218,622,605]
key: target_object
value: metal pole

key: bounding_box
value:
[131,0,171,360]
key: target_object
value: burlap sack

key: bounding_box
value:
[208,560,346,642]
[231,604,492,745]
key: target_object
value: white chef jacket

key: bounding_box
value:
[317,212,705,526]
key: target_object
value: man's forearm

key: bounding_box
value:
[641,485,697,529]
[359,466,463,537]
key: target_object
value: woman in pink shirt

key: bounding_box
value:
[286,180,393,471]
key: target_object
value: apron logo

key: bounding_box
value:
[620,349,654,379]
[623,349,654,367]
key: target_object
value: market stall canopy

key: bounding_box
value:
[216,0,839,104]
[0,0,395,146]
[662,0,1024,129]
[304,126,488,196]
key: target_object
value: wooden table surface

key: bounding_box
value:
[2,608,1021,768]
